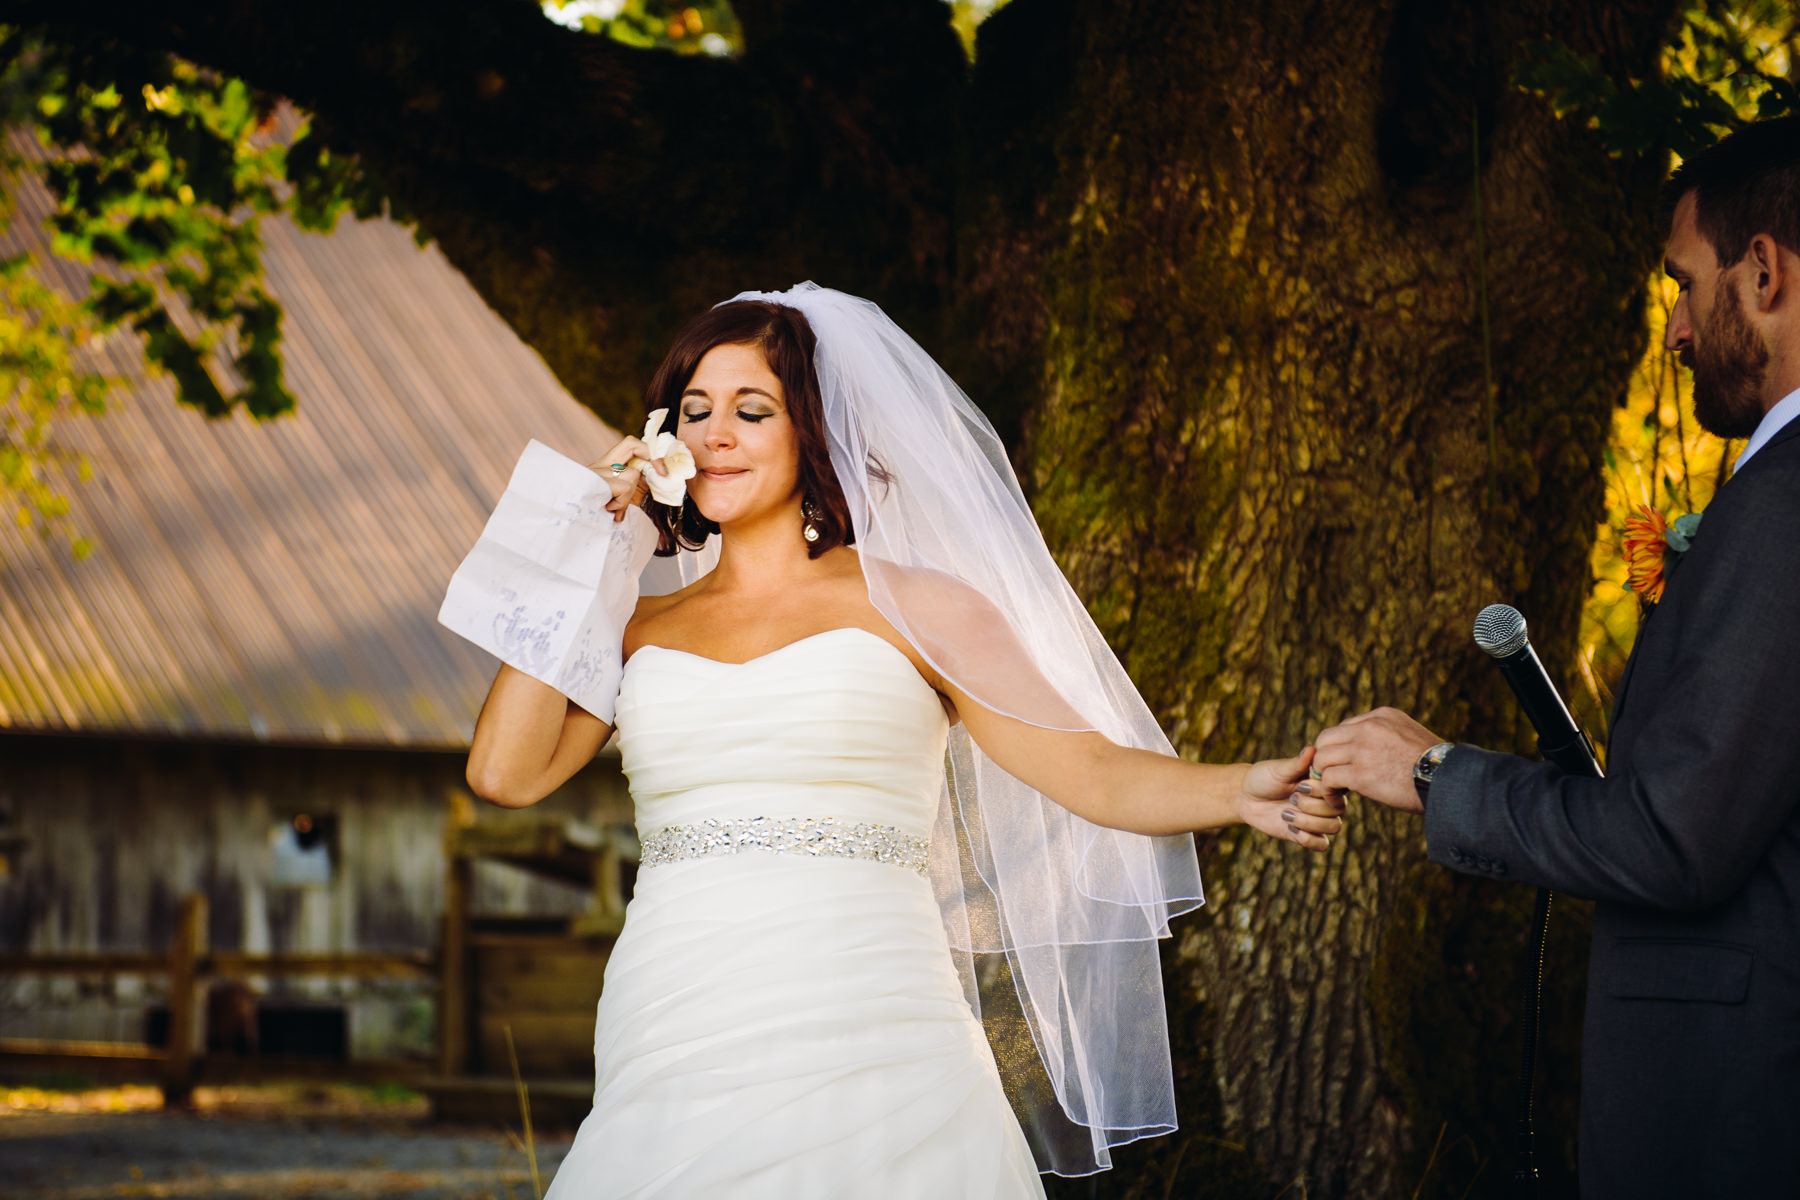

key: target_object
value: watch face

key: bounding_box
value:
[1415,743,1450,783]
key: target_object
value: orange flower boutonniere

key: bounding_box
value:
[1622,505,1703,606]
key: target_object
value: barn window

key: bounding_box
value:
[270,812,338,887]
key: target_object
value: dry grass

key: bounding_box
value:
[0,1081,429,1121]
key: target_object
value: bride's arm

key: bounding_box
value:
[464,433,670,809]
[879,567,1342,847]
[466,666,613,809]
[946,686,1343,848]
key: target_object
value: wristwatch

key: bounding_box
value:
[1412,742,1455,804]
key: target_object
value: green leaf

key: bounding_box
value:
[88,277,156,327]
[1513,18,1792,161]
[232,293,296,420]
[136,307,229,417]
[1757,78,1797,120]
[1513,39,1617,117]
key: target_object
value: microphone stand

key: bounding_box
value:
[1515,885,1553,1195]
[1513,731,1602,1197]
[1473,606,1604,1197]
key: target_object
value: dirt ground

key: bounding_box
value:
[1,1084,576,1199]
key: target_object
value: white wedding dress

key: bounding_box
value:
[544,626,1048,1199]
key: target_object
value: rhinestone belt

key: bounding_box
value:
[638,816,931,876]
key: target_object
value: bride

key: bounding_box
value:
[464,285,1344,1197]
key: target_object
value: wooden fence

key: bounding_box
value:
[0,894,437,1100]
[2,811,627,1119]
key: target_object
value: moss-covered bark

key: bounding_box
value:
[969,2,1675,1195]
[10,0,1682,1193]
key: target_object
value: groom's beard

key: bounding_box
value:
[1686,283,1768,439]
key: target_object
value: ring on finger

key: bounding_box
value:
[608,462,628,476]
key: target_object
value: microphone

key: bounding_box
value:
[1472,604,1602,780]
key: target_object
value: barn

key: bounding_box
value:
[0,148,634,1088]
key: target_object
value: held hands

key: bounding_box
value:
[1312,707,1443,815]
[1238,745,1347,852]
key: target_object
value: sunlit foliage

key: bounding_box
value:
[539,0,1006,64]
[1515,0,1797,156]
[0,27,388,545]
[541,0,741,56]
[0,32,385,419]
[0,157,108,557]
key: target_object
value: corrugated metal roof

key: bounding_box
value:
[0,136,620,748]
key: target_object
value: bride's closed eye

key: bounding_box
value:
[683,407,773,424]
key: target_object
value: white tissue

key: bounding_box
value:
[439,440,658,723]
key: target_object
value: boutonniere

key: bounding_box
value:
[1622,504,1703,606]
[629,409,697,506]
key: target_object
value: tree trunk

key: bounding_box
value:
[962,2,1674,1195]
[5,0,1682,1192]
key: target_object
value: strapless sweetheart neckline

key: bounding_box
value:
[629,624,910,672]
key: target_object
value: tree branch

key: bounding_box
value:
[3,1,754,232]
[0,0,969,423]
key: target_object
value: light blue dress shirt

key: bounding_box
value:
[1734,385,1800,471]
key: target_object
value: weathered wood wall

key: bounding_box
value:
[0,732,630,1059]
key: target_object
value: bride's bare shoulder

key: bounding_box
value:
[623,581,700,653]
[827,552,1004,638]
[877,562,1013,633]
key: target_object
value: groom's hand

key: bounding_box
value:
[1312,708,1442,815]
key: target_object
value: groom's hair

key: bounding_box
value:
[1667,116,1800,266]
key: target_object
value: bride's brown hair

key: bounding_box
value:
[642,300,854,560]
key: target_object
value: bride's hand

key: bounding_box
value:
[590,435,668,522]
[1236,745,1346,851]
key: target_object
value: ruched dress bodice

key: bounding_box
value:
[618,626,948,839]
[542,627,1045,1200]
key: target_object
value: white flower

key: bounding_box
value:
[629,408,697,506]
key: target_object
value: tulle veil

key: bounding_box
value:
[645,282,1205,1176]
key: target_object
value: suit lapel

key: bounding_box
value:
[1608,607,1655,732]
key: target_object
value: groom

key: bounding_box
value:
[1314,117,1800,1198]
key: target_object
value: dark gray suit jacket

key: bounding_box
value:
[1426,417,1800,1199]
